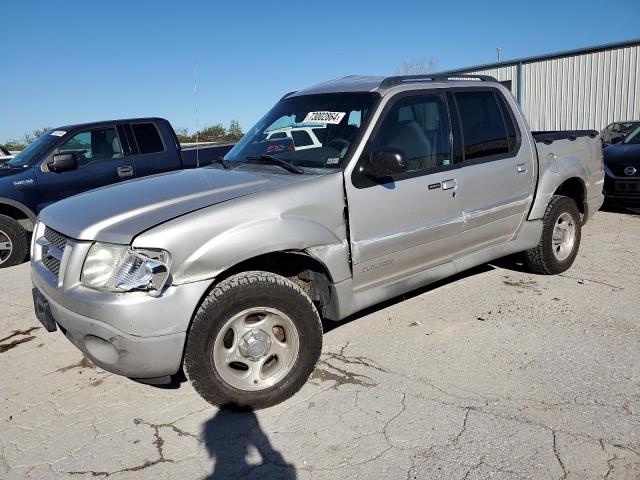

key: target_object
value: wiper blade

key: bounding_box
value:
[245,155,304,174]
[212,157,230,169]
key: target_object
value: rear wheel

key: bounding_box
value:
[184,271,323,410]
[525,195,581,275]
[0,215,28,269]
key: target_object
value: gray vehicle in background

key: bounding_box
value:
[600,120,640,146]
[31,74,604,409]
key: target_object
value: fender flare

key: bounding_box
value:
[528,155,588,220]
[0,197,37,222]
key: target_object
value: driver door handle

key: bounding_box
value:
[117,166,134,178]
[442,179,457,190]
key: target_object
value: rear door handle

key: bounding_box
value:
[517,163,528,173]
[442,179,457,190]
[117,166,134,178]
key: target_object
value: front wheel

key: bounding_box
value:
[0,215,29,269]
[525,195,582,275]
[184,271,323,410]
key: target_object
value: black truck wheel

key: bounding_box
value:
[184,271,323,410]
[525,195,582,275]
[0,215,29,269]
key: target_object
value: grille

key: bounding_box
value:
[44,227,68,251]
[41,227,68,278]
[42,255,61,276]
[609,164,640,177]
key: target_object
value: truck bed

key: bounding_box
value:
[529,129,604,222]
[180,143,235,168]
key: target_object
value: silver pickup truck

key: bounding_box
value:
[31,75,604,409]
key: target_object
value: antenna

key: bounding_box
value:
[194,59,199,168]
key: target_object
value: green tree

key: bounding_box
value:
[2,127,52,151]
[226,120,244,141]
[175,120,243,144]
[175,127,194,143]
[197,123,226,142]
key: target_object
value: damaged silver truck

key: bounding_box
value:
[31,75,604,409]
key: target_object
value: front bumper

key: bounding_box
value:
[32,262,212,380]
[37,287,187,378]
[603,166,640,204]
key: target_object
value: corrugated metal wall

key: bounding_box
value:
[460,44,640,131]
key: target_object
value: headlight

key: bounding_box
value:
[82,242,170,296]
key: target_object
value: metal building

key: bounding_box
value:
[442,39,640,131]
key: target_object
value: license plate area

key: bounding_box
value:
[615,181,640,192]
[32,288,57,332]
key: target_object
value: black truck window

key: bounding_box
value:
[455,90,509,161]
[131,123,164,154]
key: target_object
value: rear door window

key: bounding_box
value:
[495,93,519,151]
[131,123,164,154]
[455,90,510,161]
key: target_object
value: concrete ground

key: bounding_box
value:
[1,210,639,479]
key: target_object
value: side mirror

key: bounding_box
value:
[49,153,78,173]
[610,136,623,145]
[363,147,408,178]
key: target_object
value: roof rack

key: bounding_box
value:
[379,74,498,89]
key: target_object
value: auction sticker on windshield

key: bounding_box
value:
[303,112,346,124]
[50,130,67,137]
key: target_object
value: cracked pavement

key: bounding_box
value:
[1,210,639,479]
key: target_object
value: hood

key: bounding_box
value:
[39,167,309,244]
[603,144,640,164]
[0,166,28,178]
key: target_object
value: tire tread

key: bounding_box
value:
[184,271,322,410]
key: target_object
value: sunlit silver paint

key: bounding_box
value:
[32,76,604,381]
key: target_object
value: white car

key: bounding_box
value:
[265,125,325,150]
[0,145,14,165]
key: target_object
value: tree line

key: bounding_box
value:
[3,121,244,151]
[175,120,243,143]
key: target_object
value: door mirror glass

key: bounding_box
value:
[610,136,623,144]
[364,147,408,177]
[49,153,78,173]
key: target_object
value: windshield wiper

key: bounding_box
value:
[245,155,304,174]
[212,157,230,169]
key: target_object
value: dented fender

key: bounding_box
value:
[132,172,351,286]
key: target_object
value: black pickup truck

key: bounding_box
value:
[0,117,234,268]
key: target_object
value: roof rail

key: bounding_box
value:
[379,74,498,89]
[280,91,297,100]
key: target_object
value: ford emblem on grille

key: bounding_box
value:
[624,166,637,176]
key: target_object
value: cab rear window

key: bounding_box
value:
[132,123,164,154]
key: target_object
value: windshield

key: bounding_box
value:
[5,131,60,168]
[623,125,640,145]
[223,93,378,174]
[620,122,639,134]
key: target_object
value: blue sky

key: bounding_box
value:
[1,0,638,142]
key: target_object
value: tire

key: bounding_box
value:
[0,215,29,269]
[184,271,323,410]
[525,195,582,275]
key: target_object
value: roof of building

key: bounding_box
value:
[440,38,640,74]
